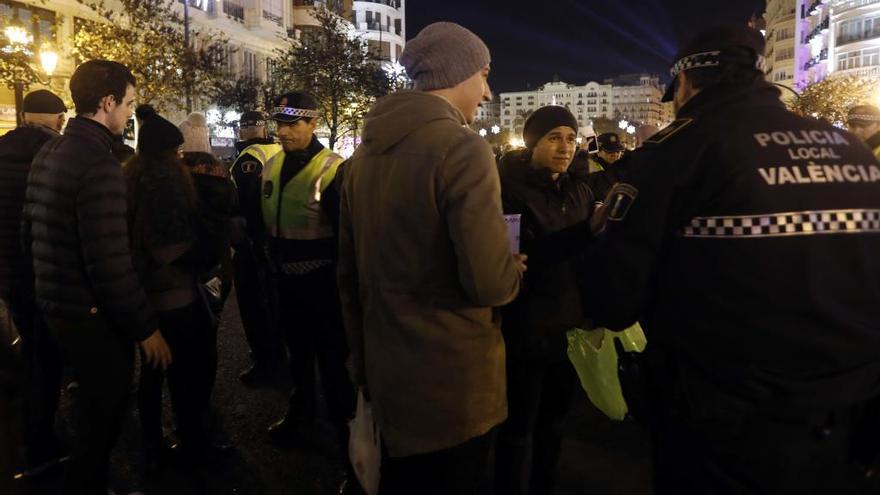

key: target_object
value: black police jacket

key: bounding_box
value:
[582,81,880,409]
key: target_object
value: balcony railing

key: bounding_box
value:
[356,0,402,9]
[223,0,244,22]
[360,21,402,36]
[804,17,829,43]
[837,28,880,46]
[803,48,828,71]
[263,10,283,26]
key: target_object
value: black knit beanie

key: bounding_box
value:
[523,106,579,149]
[138,112,185,157]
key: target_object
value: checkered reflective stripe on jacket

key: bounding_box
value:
[681,209,880,238]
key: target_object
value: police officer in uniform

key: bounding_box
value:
[846,104,880,160]
[585,132,626,201]
[584,24,880,494]
[230,111,284,384]
[261,92,356,465]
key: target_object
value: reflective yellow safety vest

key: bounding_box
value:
[231,143,282,187]
[588,158,605,174]
[261,147,344,240]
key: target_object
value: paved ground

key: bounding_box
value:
[14,290,653,495]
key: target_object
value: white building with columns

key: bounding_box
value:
[499,75,671,137]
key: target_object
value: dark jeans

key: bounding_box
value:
[48,316,133,495]
[9,295,63,463]
[276,266,355,447]
[380,428,496,495]
[495,352,578,495]
[138,302,217,453]
[232,243,281,367]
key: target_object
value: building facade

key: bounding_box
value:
[763,0,880,90]
[605,74,669,128]
[499,74,670,136]
[351,0,405,62]
[764,0,800,89]
[474,98,500,128]
[500,80,615,136]
[828,0,880,79]
[0,0,308,132]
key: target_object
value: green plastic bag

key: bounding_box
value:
[567,323,647,421]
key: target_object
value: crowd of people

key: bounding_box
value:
[1,17,880,495]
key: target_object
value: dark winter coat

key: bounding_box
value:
[0,125,57,300]
[126,155,200,313]
[186,156,237,302]
[498,149,594,359]
[22,117,157,341]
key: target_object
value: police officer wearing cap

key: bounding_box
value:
[261,92,356,464]
[585,132,626,202]
[846,104,880,160]
[0,89,67,473]
[583,24,880,493]
[230,110,284,385]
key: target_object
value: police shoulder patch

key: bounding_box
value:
[645,118,694,145]
[606,183,639,222]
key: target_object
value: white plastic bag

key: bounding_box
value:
[348,388,381,495]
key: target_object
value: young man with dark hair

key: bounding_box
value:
[22,59,171,495]
[584,24,880,493]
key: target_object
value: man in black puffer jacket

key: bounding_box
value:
[0,89,67,474]
[22,60,171,495]
[495,106,596,495]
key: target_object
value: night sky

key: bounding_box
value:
[407,0,765,93]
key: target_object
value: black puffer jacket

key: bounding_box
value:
[22,117,157,341]
[0,125,57,300]
[498,149,594,359]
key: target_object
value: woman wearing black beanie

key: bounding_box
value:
[124,111,215,474]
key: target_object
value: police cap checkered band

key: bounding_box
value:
[847,114,880,123]
[271,106,320,121]
[669,51,721,78]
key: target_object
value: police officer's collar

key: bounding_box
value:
[676,80,782,119]
[235,136,275,153]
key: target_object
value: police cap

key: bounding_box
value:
[598,132,625,152]
[847,105,880,125]
[239,110,267,128]
[662,24,766,103]
[271,92,320,123]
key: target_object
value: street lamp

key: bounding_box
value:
[479,128,487,137]
[618,119,629,130]
[3,18,57,126]
[39,47,58,76]
[491,125,500,135]
[4,23,31,46]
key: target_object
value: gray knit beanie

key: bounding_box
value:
[400,22,491,91]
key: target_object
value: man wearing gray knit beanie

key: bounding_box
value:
[338,22,527,494]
